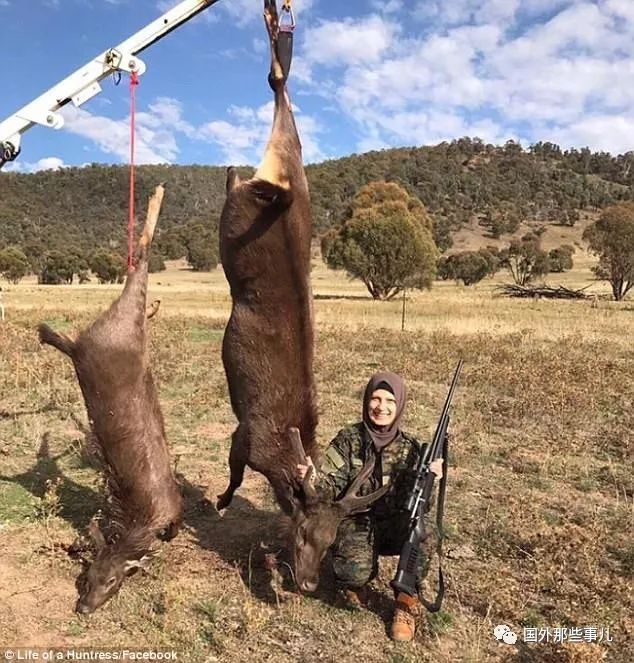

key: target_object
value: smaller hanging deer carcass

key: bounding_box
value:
[38,185,183,614]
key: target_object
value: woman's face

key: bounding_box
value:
[367,388,397,427]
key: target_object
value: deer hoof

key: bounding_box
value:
[216,492,231,511]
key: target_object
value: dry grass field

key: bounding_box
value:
[0,254,632,662]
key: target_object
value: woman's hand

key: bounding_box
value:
[429,458,444,479]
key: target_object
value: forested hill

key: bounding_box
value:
[0,138,632,258]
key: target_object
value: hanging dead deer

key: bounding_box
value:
[217,0,388,592]
[217,0,317,516]
[38,185,183,614]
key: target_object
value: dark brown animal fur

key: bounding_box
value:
[38,185,183,613]
[217,0,317,516]
[216,2,390,594]
[286,430,390,592]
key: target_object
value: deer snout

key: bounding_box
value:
[75,600,94,615]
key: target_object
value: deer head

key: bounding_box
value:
[75,520,155,614]
[287,428,390,593]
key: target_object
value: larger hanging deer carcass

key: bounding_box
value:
[217,0,389,593]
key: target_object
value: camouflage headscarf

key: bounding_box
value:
[362,371,407,451]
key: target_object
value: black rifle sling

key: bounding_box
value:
[419,434,448,612]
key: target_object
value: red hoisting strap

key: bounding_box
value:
[127,69,140,272]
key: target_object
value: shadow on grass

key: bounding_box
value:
[0,402,60,420]
[177,473,337,608]
[0,432,103,531]
[175,473,405,634]
[313,293,371,302]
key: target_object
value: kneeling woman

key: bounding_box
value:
[297,371,443,642]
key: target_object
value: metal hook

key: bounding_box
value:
[280,2,295,31]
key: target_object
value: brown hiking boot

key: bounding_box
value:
[335,587,366,611]
[391,592,418,642]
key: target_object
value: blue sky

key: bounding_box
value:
[1,0,633,172]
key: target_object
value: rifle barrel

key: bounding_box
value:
[431,361,462,439]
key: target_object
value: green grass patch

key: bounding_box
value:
[39,316,74,332]
[427,610,453,634]
[607,543,634,577]
[197,599,221,624]
[65,620,86,637]
[189,325,224,343]
[520,610,544,628]
[0,481,38,523]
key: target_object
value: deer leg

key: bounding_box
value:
[216,428,247,510]
[264,1,284,92]
[158,520,181,542]
[146,299,161,320]
[112,184,165,330]
[255,0,298,189]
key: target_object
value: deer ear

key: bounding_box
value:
[88,519,106,553]
[226,167,241,193]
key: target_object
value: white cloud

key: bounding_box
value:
[3,156,68,173]
[292,0,634,154]
[288,55,314,85]
[413,0,567,25]
[253,37,268,55]
[146,97,196,137]
[156,0,179,11]
[294,112,325,163]
[198,117,263,165]
[606,0,634,23]
[371,0,403,15]
[156,0,219,23]
[546,115,634,154]
[0,1,10,8]
[414,0,521,26]
[60,101,181,164]
[335,28,496,114]
[300,15,399,67]
[34,156,67,171]
[14,1,634,165]
[40,85,326,167]
[198,100,325,165]
[517,0,576,19]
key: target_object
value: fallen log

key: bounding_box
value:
[496,284,592,299]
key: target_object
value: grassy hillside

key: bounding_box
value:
[1,139,632,262]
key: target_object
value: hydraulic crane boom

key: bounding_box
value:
[0,0,221,169]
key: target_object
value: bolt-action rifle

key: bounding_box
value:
[391,359,463,611]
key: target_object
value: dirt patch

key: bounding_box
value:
[196,422,235,442]
[0,525,86,646]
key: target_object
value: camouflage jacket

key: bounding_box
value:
[315,423,427,519]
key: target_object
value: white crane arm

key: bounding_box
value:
[0,0,221,167]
